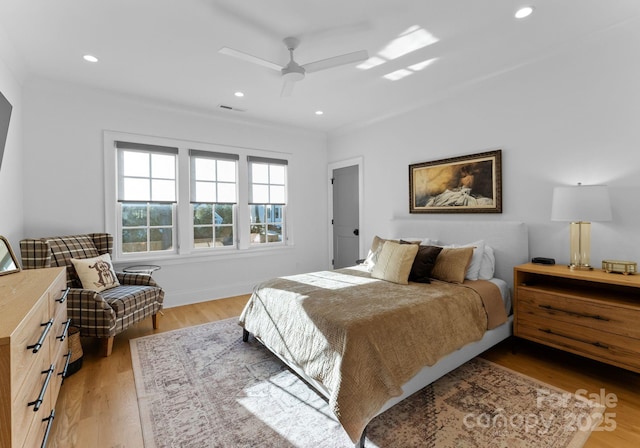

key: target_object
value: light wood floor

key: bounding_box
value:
[49,295,639,448]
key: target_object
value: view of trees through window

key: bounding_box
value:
[122,203,174,253]
[250,204,283,243]
[193,203,234,247]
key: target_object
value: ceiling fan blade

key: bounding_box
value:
[302,50,369,73]
[280,80,295,97]
[218,47,282,71]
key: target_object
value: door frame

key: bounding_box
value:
[328,157,364,267]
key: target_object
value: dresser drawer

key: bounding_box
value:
[517,287,640,339]
[516,313,640,372]
[49,273,69,320]
[12,353,54,448]
[10,297,52,391]
[49,308,70,405]
[22,406,54,448]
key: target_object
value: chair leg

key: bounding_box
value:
[102,336,114,357]
[152,313,159,329]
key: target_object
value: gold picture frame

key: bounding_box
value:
[409,150,502,213]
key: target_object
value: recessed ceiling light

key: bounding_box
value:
[83,54,98,63]
[234,91,244,97]
[315,110,324,116]
[515,6,534,19]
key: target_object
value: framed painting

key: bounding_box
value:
[409,149,502,213]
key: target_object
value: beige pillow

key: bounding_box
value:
[431,246,474,284]
[70,253,120,292]
[371,241,419,285]
[363,235,396,271]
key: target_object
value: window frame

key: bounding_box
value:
[104,131,293,262]
[248,156,288,247]
[116,142,179,256]
[190,149,240,251]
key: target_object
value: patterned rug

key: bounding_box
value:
[130,318,604,448]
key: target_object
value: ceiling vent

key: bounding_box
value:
[218,104,246,112]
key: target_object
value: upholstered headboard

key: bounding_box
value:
[389,220,529,290]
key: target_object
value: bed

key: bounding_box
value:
[239,220,528,446]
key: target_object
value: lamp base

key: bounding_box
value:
[569,264,594,271]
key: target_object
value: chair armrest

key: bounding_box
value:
[116,271,161,288]
[66,288,112,310]
[66,288,117,338]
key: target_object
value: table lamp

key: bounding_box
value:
[551,183,612,270]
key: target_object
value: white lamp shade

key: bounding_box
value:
[551,185,612,222]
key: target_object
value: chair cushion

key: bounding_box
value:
[100,284,163,319]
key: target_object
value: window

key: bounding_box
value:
[190,150,238,248]
[248,156,287,245]
[107,133,291,259]
[116,141,177,254]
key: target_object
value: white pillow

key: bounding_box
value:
[71,253,120,292]
[448,240,485,281]
[478,245,495,280]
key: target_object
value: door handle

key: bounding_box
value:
[353,229,359,236]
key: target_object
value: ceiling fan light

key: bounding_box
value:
[283,71,304,82]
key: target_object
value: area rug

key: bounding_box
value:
[130,318,604,448]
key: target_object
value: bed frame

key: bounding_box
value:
[244,220,529,447]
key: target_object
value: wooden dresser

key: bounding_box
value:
[514,263,640,373]
[0,267,70,448]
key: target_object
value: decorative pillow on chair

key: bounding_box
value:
[430,246,474,284]
[70,253,120,292]
[371,241,419,285]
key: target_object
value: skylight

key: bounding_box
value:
[383,69,413,81]
[378,26,438,60]
[408,58,437,72]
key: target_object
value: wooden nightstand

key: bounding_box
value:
[513,263,640,373]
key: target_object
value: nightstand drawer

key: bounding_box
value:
[517,313,640,372]
[517,287,640,339]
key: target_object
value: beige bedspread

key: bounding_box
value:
[238,267,506,442]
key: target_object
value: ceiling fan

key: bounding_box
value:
[219,37,369,97]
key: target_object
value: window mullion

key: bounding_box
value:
[177,147,191,254]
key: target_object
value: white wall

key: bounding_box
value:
[22,79,330,306]
[0,38,23,250]
[328,18,640,267]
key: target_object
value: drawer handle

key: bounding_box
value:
[538,304,610,321]
[56,287,70,304]
[60,350,72,382]
[539,328,610,350]
[57,319,72,342]
[28,364,55,412]
[41,409,55,448]
[27,319,54,353]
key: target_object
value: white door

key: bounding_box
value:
[332,165,360,268]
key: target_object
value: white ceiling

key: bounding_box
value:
[1,0,639,133]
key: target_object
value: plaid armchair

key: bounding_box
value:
[20,233,164,356]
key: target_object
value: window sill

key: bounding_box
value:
[112,244,295,267]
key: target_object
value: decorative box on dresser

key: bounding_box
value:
[0,267,70,448]
[514,263,640,374]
